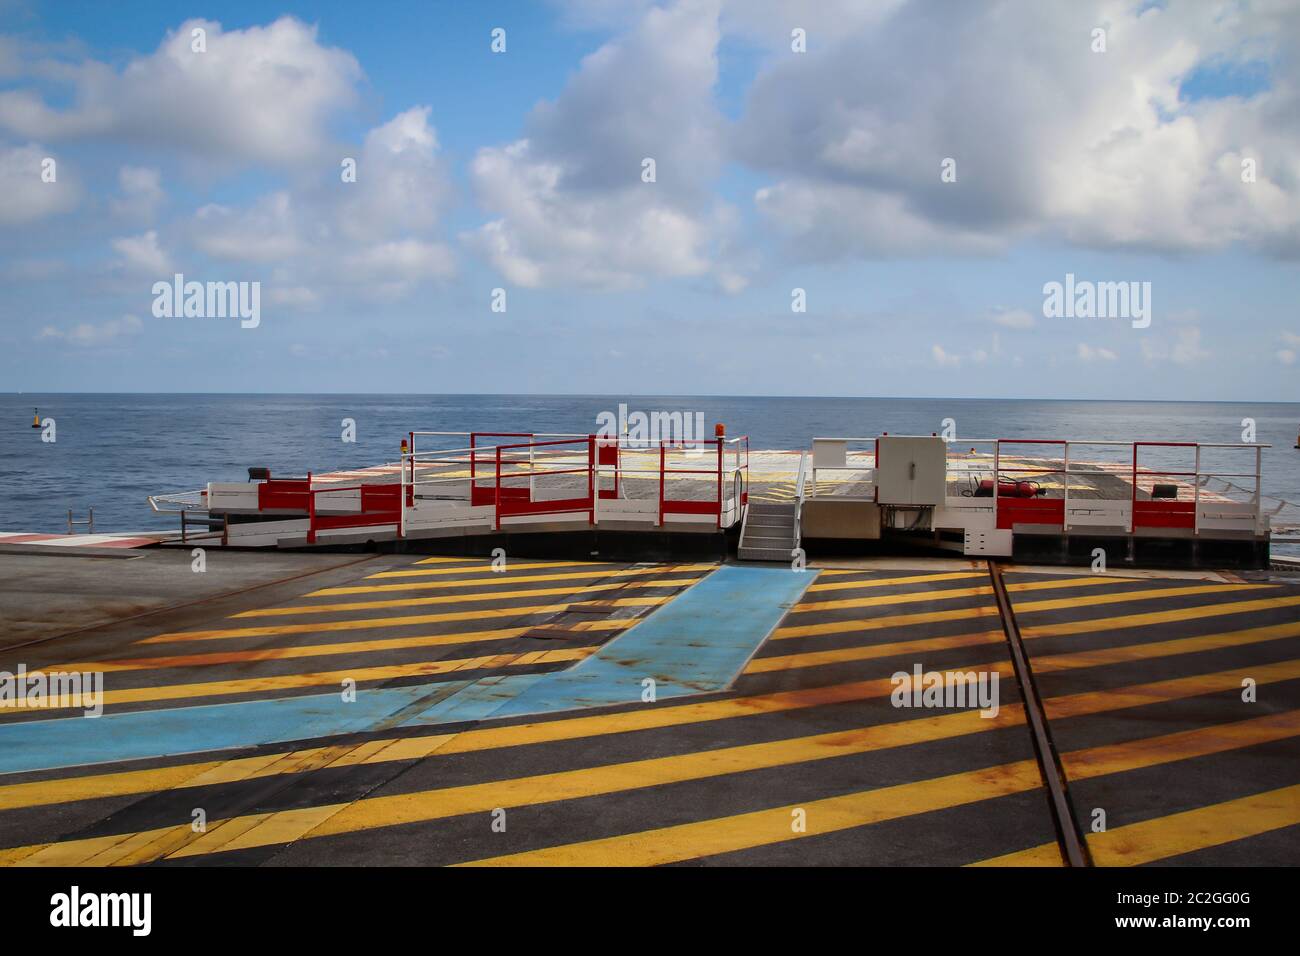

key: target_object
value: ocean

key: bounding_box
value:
[3,393,1298,536]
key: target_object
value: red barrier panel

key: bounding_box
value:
[257,479,310,511]
[996,497,1065,530]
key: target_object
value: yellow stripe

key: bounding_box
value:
[967,843,1065,867]
[57,619,629,674]
[775,605,1001,640]
[1045,658,1300,720]
[751,616,1300,676]
[1032,620,1300,674]
[460,761,1044,866]
[790,576,1134,614]
[806,572,985,593]
[234,576,703,618]
[467,707,1300,867]
[316,563,715,596]
[0,648,592,715]
[1022,592,1300,637]
[1086,784,1300,866]
[141,595,672,644]
[748,629,1006,673]
[13,704,1030,865]
[970,710,1300,866]
[9,659,1297,861]
[0,680,892,813]
[373,559,605,579]
[774,584,1278,643]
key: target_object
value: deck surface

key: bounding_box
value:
[0,551,1296,866]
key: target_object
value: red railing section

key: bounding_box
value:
[1131,441,1197,530]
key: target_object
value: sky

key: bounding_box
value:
[0,0,1297,399]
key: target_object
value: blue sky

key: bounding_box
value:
[1,0,1297,398]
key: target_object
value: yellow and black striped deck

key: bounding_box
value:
[0,554,1295,866]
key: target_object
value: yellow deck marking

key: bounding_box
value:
[8,659,1299,862]
[748,630,1007,673]
[777,583,1275,642]
[971,711,1300,866]
[752,615,1300,676]
[1045,659,1300,720]
[1086,784,1300,866]
[805,572,985,593]
[234,576,703,618]
[141,595,672,644]
[0,648,592,715]
[775,604,1001,640]
[804,580,1264,616]
[1021,592,1300,637]
[10,704,1031,864]
[57,619,629,674]
[463,709,1300,867]
[1032,620,1300,673]
[0,680,894,813]
[316,564,715,596]
[966,843,1065,867]
[459,761,1045,866]
[373,560,606,579]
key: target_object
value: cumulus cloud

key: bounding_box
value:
[0,143,78,223]
[0,18,361,167]
[111,230,171,275]
[465,0,743,290]
[738,0,1300,259]
[339,107,452,243]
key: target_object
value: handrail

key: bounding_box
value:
[793,450,808,557]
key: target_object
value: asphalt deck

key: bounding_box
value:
[0,549,1296,866]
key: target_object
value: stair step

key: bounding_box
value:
[738,547,797,561]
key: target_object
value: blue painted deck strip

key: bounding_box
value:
[0,679,473,777]
[0,564,815,775]
[403,564,817,725]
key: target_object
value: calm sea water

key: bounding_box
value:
[3,393,1298,534]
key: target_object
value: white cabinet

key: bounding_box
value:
[875,436,947,505]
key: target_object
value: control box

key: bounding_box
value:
[875,436,948,505]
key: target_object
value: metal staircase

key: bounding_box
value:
[737,451,806,562]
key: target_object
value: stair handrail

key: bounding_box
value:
[793,450,808,558]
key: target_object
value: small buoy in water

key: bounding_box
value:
[31,408,40,428]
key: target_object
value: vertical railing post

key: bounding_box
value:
[494,447,502,531]
[658,444,666,527]
[306,471,316,544]
[588,435,596,526]
[992,442,1000,529]
[1193,444,1201,536]
[716,436,723,528]
[1130,444,1138,533]
[1062,441,1071,532]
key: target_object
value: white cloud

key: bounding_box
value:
[1278,348,1296,366]
[737,0,1300,259]
[0,143,79,223]
[932,343,961,368]
[339,106,451,243]
[0,18,362,168]
[1076,342,1118,362]
[110,165,164,220]
[991,308,1036,329]
[39,314,143,347]
[111,230,171,275]
[465,0,742,291]
[193,192,302,263]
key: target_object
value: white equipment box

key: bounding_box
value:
[875,436,948,505]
